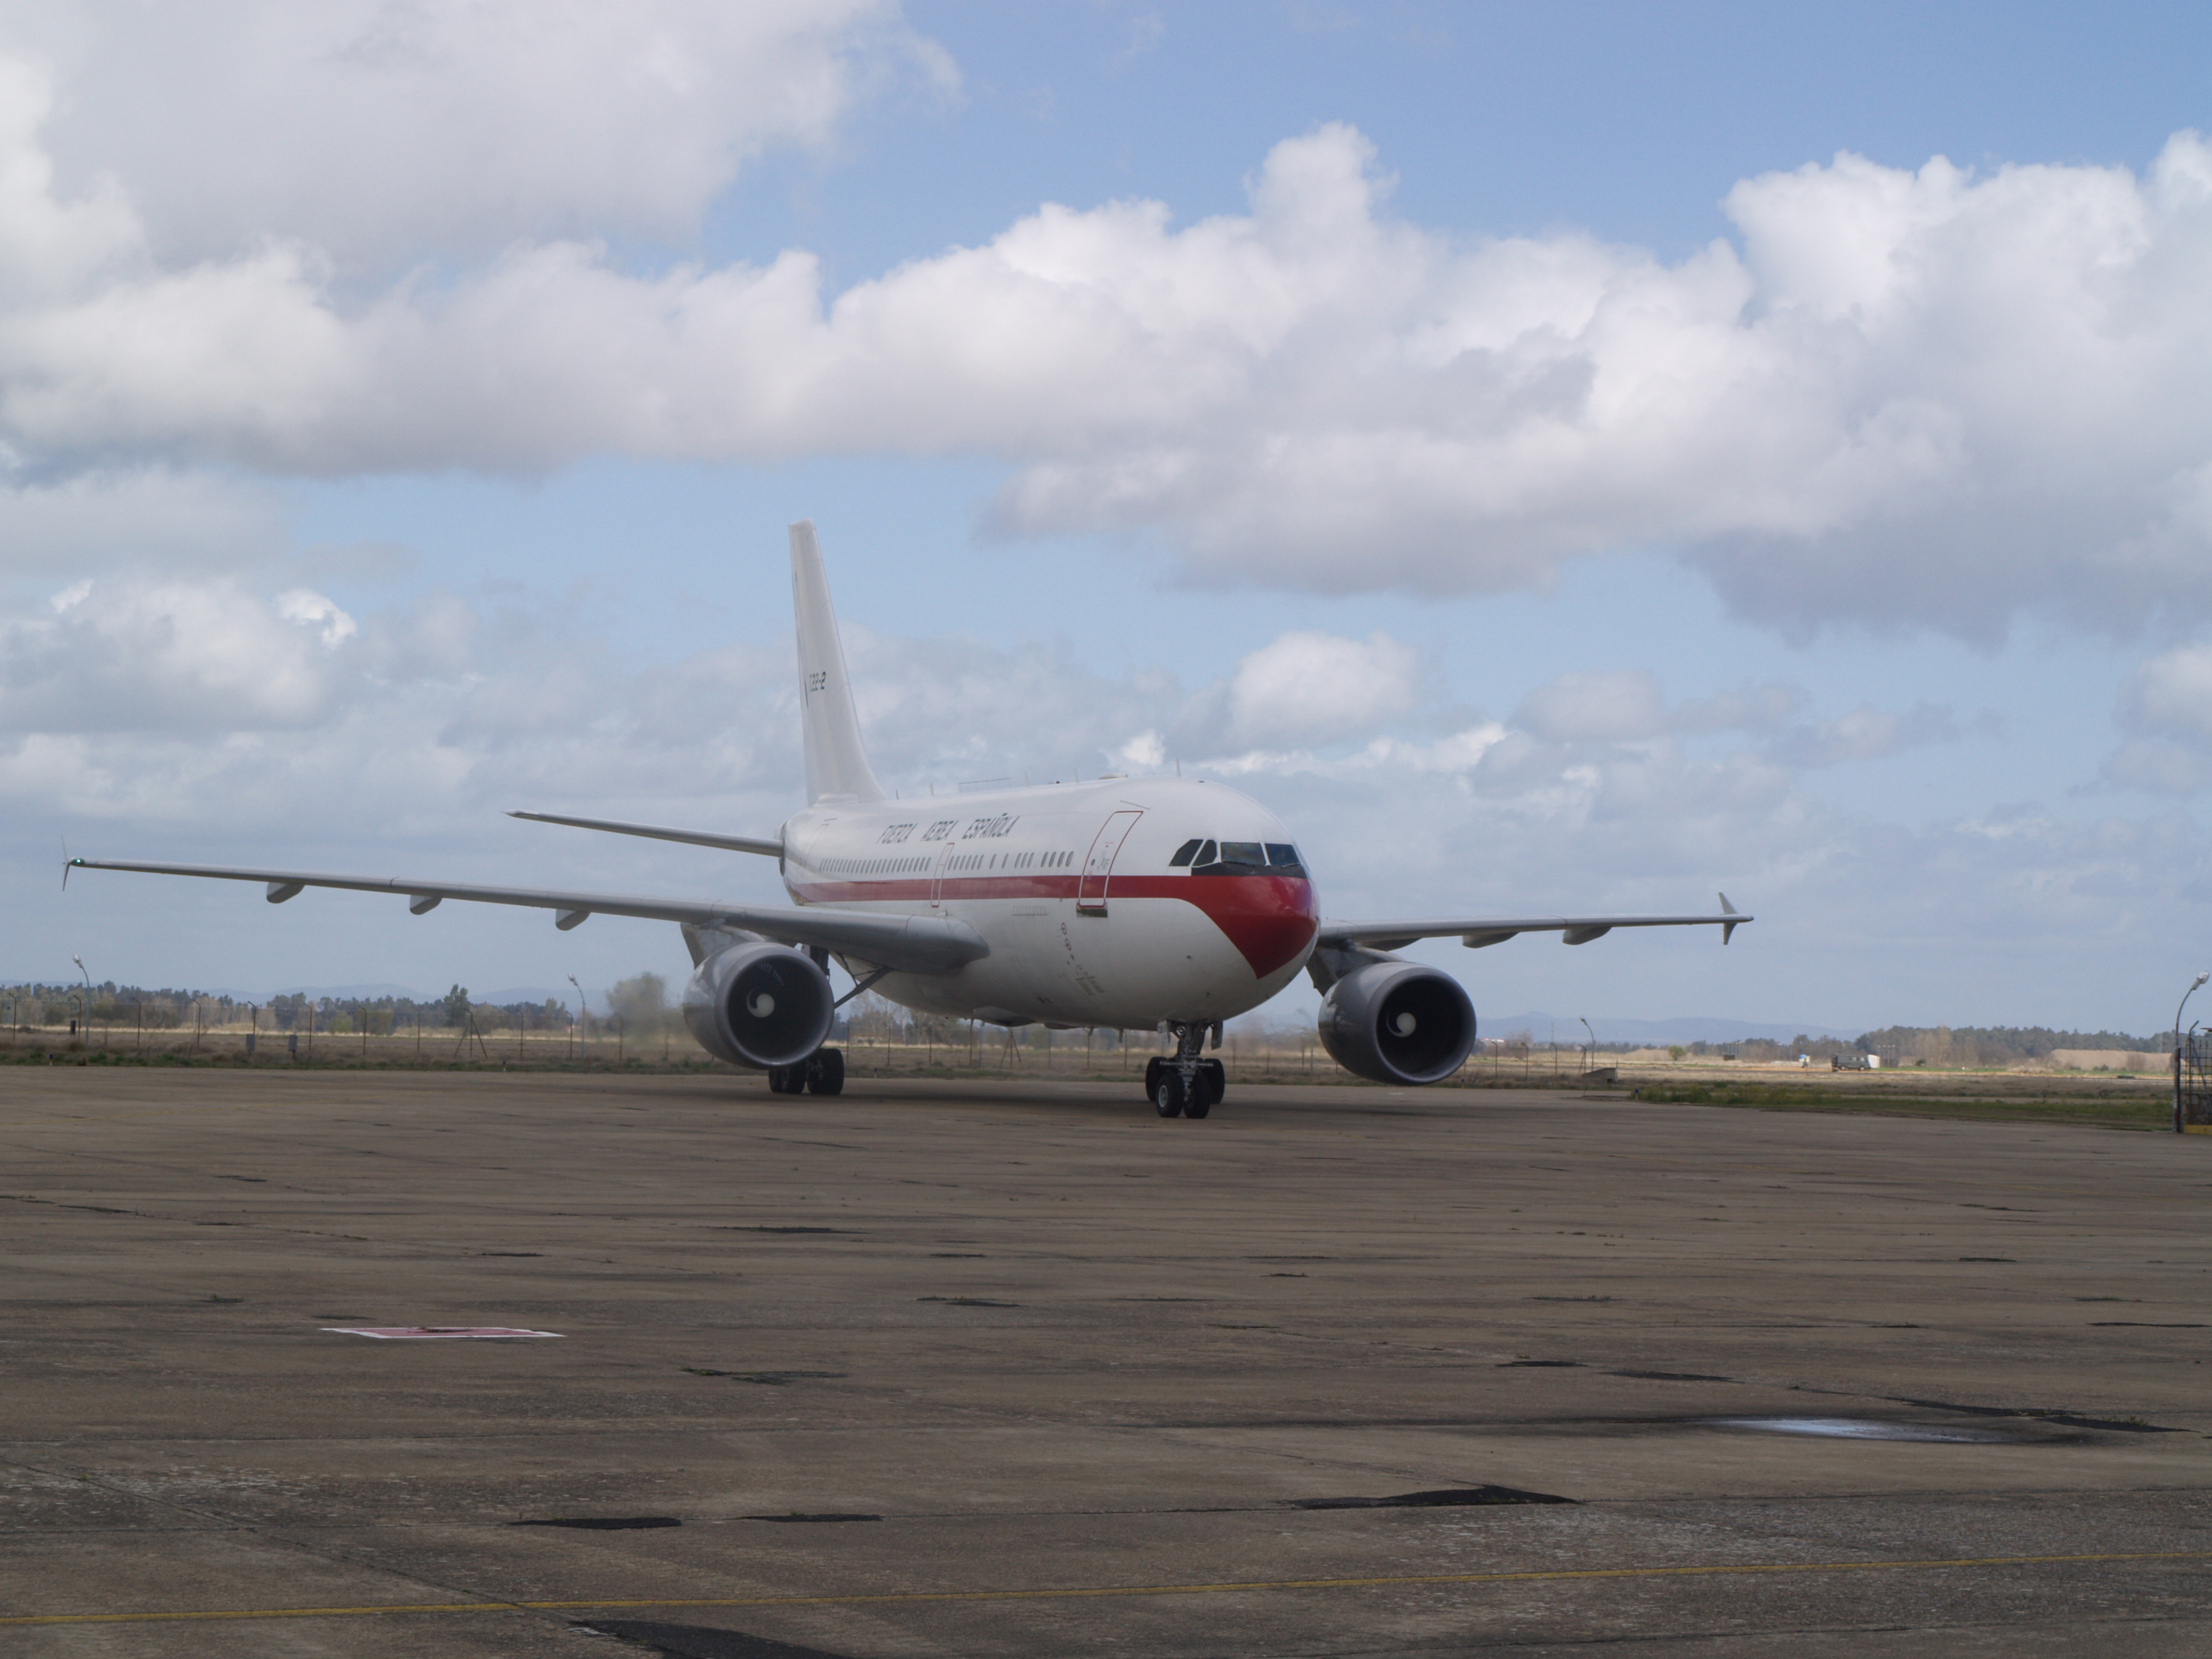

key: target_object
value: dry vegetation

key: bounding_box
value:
[4,980,2182,1134]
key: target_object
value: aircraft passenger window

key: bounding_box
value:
[1169,839,1202,866]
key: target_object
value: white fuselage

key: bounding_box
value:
[779,777,1321,1030]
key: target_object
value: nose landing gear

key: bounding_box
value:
[1146,1023,1224,1119]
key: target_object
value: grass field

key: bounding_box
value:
[1628,1080,2176,1132]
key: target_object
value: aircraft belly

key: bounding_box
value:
[803,868,1315,1029]
[865,895,1301,1030]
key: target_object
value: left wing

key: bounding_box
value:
[66,858,988,975]
[1319,894,1749,951]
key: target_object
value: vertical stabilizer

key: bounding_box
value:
[789,521,886,805]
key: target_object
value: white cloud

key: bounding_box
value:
[1506,668,1955,768]
[6,2,947,273]
[1117,729,1167,771]
[1514,669,1669,743]
[1225,629,1419,747]
[0,87,2201,636]
[1762,702,1963,769]
[0,464,284,579]
[2101,739,2212,796]
[0,578,356,732]
[2120,641,2212,743]
[276,589,358,648]
[2103,640,2212,793]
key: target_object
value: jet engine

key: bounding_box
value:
[682,942,835,1070]
[1317,960,1476,1085]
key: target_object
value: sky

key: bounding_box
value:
[7,1,2212,1036]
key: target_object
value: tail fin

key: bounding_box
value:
[789,520,886,805]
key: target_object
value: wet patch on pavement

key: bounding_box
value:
[1291,1485,1575,1509]
[743,1512,883,1524]
[1701,1417,2026,1443]
[575,1620,857,1658]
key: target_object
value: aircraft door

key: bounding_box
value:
[928,838,951,910]
[1077,810,1142,916]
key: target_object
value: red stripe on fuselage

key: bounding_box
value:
[783,873,1318,979]
[1135,874,1318,977]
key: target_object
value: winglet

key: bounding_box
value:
[1719,891,1739,945]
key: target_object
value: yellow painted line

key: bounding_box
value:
[8,1547,2211,1627]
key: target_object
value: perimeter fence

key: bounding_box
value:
[1,993,1605,1088]
[2179,1032,2212,1131]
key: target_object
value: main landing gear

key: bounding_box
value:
[768,1048,844,1096]
[1145,1023,1224,1120]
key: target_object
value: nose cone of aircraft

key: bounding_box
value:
[1194,871,1319,979]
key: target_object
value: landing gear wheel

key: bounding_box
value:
[1202,1057,1225,1100]
[808,1048,845,1096]
[766,1064,797,1094]
[1153,1069,1185,1119]
[1184,1065,1216,1119]
[1144,1056,1165,1099]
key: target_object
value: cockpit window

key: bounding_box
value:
[1169,838,1203,866]
[1186,837,1308,877]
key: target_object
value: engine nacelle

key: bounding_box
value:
[1317,960,1476,1085]
[682,942,835,1070]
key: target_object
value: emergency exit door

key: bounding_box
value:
[1077,811,1142,916]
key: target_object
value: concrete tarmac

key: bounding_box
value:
[4,1067,2210,1656]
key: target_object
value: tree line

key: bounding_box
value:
[4,980,575,1036]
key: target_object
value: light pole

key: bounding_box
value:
[568,975,585,1063]
[1579,1017,1595,1072]
[71,954,92,1042]
[2175,971,2210,1134]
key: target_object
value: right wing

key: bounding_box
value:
[67,858,985,975]
[1319,894,1750,951]
[508,810,782,858]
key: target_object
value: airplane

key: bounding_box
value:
[70,521,1750,1119]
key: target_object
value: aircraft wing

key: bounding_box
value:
[1318,894,1749,951]
[65,858,988,975]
